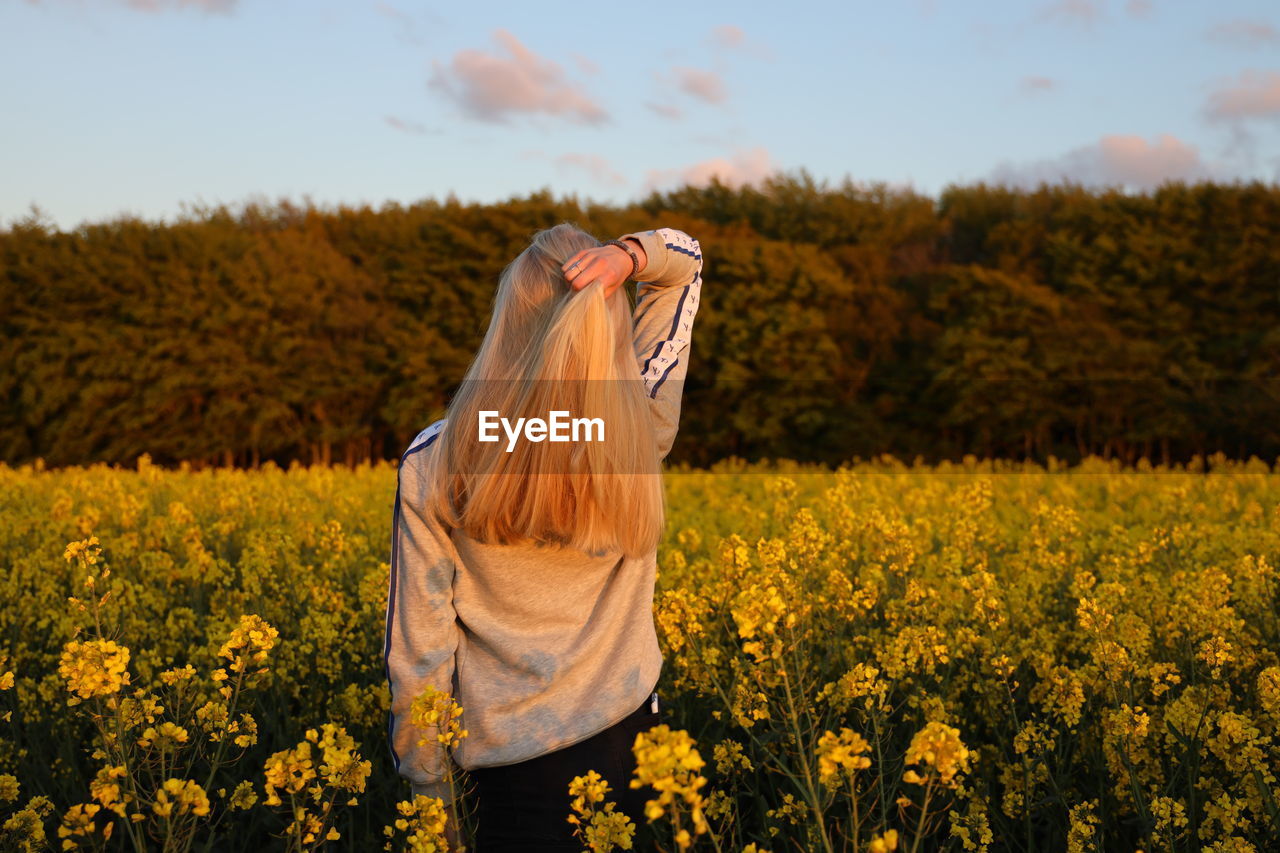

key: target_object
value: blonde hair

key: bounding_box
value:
[423,223,664,558]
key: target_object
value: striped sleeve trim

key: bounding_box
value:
[640,277,701,398]
[655,227,701,260]
[383,417,447,770]
[404,419,446,459]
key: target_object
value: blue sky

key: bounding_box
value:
[3,0,1279,231]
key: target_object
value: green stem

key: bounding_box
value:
[780,666,834,853]
[907,777,933,853]
[192,667,247,853]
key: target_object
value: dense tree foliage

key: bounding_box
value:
[3,172,1277,468]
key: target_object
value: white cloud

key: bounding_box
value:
[710,25,745,49]
[1037,0,1100,28]
[428,29,607,125]
[644,147,776,192]
[672,67,728,104]
[1205,70,1280,122]
[1020,75,1057,94]
[645,101,683,120]
[989,134,1215,190]
[384,115,441,135]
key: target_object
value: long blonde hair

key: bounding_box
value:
[423,223,664,558]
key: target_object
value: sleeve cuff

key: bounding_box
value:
[620,230,674,284]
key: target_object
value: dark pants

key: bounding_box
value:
[466,693,664,852]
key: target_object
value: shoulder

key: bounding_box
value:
[402,419,447,462]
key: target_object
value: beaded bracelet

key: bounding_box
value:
[603,239,641,280]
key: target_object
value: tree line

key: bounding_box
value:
[2,172,1278,469]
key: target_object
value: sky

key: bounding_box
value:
[3,0,1279,232]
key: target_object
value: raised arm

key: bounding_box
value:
[558,227,703,459]
[618,227,703,459]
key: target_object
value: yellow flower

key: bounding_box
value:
[409,685,468,751]
[384,794,450,851]
[903,721,972,788]
[567,770,636,852]
[218,614,279,674]
[57,802,111,846]
[62,537,102,566]
[58,639,131,704]
[308,723,373,795]
[136,721,190,750]
[815,727,871,788]
[225,781,258,811]
[1066,801,1099,853]
[89,766,131,818]
[630,725,709,847]
[262,742,316,807]
[1197,635,1233,677]
[713,739,753,775]
[159,664,197,686]
[152,779,210,819]
[868,829,899,852]
[1258,666,1280,717]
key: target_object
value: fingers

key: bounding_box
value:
[565,255,604,291]
[561,250,590,282]
[561,247,626,294]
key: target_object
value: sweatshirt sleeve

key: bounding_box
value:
[383,421,462,807]
[618,227,703,460]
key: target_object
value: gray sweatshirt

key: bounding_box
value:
[383,227,703,804]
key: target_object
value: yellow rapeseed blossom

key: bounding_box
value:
[159,664,197,686]
[58,638,131,704]
[630,725,709,848]
[223,780,258,811]
[409,684,468,750]
[903,722,972,788]
[1197,635,1234,678]
[868,828,899,852]
[63,536,102,566]
[136,721,190,750]
[1066,801,1099,853]
[815,727,872,788]
[57,802,113,848]
[89,765,130,818]
[567,770,636,852]
[309,723,373,795]
[262,742,316,807]
[731,583,794,662]
[383,794,450,852]
[1258,666,1280,718]
[10,453,1280,850]
[713,739,753,775]
[152,778,210,819]
[218,614,279,674]
[817,662,888,712]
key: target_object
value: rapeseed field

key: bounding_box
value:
[0,454,1277,852]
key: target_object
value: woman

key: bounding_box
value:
[383,222,703,850]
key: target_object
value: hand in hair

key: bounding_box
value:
[560,238,647,299]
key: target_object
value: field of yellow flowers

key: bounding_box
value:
[0,452,1277,852]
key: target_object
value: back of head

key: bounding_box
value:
[424,223,664,558]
